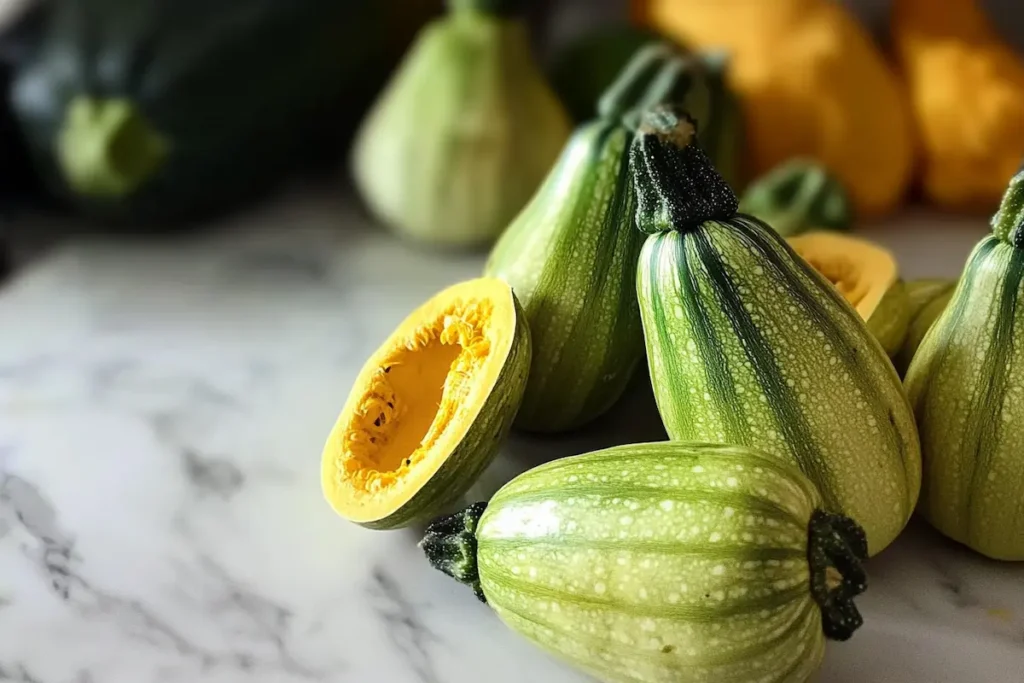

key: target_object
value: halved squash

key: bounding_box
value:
[788,231,910,356]
[321,277,531,529]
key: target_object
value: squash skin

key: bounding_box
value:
[894,279,956,376]
[423,443,868,683]
[321,283,532,531]
[787,231,910,357]
[632,110,920,555]
[485,120,644,432]
[905,174,1024,558]
[11,0,438,224]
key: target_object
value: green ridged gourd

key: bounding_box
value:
[485,44,719,432]
[904,170,1024,560]
[421,443,868,683]
[351,0,571,248]
[631,106,921,556]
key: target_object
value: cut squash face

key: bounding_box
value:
[321,277,531,529]
[788,231,896,319]
[788,231,909,355]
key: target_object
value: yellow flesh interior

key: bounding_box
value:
[788,232,898,319]
[323,279,513,522]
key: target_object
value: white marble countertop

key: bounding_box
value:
[1,188,1023,683]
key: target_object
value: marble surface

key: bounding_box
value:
[1,188,1023,683]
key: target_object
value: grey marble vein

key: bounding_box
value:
[181,449,245,500]
[368,567,442,683]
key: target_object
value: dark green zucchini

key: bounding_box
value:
[10,0,440,224]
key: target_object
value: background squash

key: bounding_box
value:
[11,0,441,224]
[893,0,1024,211]
[632,0,915,216]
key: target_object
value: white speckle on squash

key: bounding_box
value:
[659,500,674,512]
[594,582,606,594]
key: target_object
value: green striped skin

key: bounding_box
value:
[469,443,865,683]
[904,237,1024,559]
[355,301,532,530]
[637,222,920,556]
[866,281,910,358]
[629,107,919,556]
[352,10,570,248]
[894,279,956,376]
[485,120,645,432]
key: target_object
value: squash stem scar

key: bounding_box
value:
[420,502,488,603]
[807,509,868,642]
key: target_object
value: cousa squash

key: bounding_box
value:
[893,0,1024,211]
[905,170,1024,559]
[486,44,734,433]
[632,0,915,216]
[422,443,868,683]
[787,232,910,356]
[11,0,441,224]
[631,107,921,555]
[321,277,531,530]
[351,0,571,248]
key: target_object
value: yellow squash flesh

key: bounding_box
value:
[789,231,909,356]
[321,277,531,529]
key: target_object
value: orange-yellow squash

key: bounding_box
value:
[633,0,915,216]
[892,0,1024,211]
[321,277,531,529]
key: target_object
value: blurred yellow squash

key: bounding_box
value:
[892,0,1024,211]
[632,0,915,217]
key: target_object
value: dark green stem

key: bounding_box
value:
[738,159,852,237]
[991,169,1024,249]
[419,502,488,603]
[807,510,868,642]
[447,0,524,16]
[597,42,678,122]
[629,105,738,234]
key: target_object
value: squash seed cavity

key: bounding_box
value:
[341,299,493,493]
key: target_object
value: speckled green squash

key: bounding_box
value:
[483,44,694,432]
[894,279,956,376]
[631,107,921,555]
[904,171,1024,560]
[421,443,868,683]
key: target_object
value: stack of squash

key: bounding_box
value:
[632,0,1024,215]
[315,32,1024,680]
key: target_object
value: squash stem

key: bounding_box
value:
[419,502,488,603]
[629,105,739,234]
[807,510,868,642]
[597,42,677,122]
[991,169,1024,248]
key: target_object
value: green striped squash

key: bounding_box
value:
[421,442,868,683]
[631,107,921,555]
[904,170,1024,560]
[484,43,701,432]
